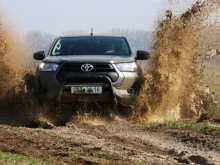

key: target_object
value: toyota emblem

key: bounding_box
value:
[81,64,94,72]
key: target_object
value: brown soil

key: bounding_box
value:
[0,121,219,165]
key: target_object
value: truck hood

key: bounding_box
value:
[43,55,135,64]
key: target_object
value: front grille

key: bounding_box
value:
[66,76,110,84]
[56,63,119,83]
[59,63,115,72]
[57,73,119,83]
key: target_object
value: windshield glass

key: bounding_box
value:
[51,37,131,56]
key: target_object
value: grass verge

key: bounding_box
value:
[140,121,218,131]
[208,85,220,119]
[0,151,48,165]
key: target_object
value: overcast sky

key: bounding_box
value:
[0,0,197,35]
[0,0,165,35]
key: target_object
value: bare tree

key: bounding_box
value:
[24,31,56,54]
[110,28,154,52]
[62,30,87,36]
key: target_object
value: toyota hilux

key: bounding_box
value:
[33,36,150,107]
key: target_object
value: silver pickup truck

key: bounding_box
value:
[33,36,150,107]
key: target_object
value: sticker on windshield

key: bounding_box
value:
[52,39,62,55]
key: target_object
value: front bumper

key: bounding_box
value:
[35,65,139,105]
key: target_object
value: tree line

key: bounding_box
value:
[24,29,219,66]
[24,29,154,54]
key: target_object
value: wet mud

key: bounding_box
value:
[0,122,219,165]
[135,0,220,123]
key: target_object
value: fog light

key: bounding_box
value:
[127,88,137,94]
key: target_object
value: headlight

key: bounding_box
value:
[115,62,137,72]
[39,62,59,72]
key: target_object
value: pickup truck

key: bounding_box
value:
[33,36,150,107]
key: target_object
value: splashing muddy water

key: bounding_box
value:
[0,0,219,126]
[0,16,33,97]
[0,15,38,125]
[136,0,220,123]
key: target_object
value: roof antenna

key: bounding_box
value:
[91,28,93,36]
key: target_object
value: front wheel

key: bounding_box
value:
[116,104,135,120]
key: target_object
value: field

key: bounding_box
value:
[0,74,220,165]
[0,120,219,165]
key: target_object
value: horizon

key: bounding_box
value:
[0,0,198,36]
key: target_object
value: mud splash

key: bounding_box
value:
[0,14,38,126]
[136,0,219,123]
[0,16,34,97]
[1,1,219,126]
[0,13,119,126]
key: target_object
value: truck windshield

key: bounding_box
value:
[51,37,131,56]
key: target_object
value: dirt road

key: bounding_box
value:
[0,120,219,165]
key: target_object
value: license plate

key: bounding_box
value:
[71,86,102,94]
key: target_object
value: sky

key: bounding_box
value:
[0,0,165,35]
[0,0,199,36]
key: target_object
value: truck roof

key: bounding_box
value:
[57,35,125,38]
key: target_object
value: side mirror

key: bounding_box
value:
[33,51,45,60]
[136,50,150,60]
